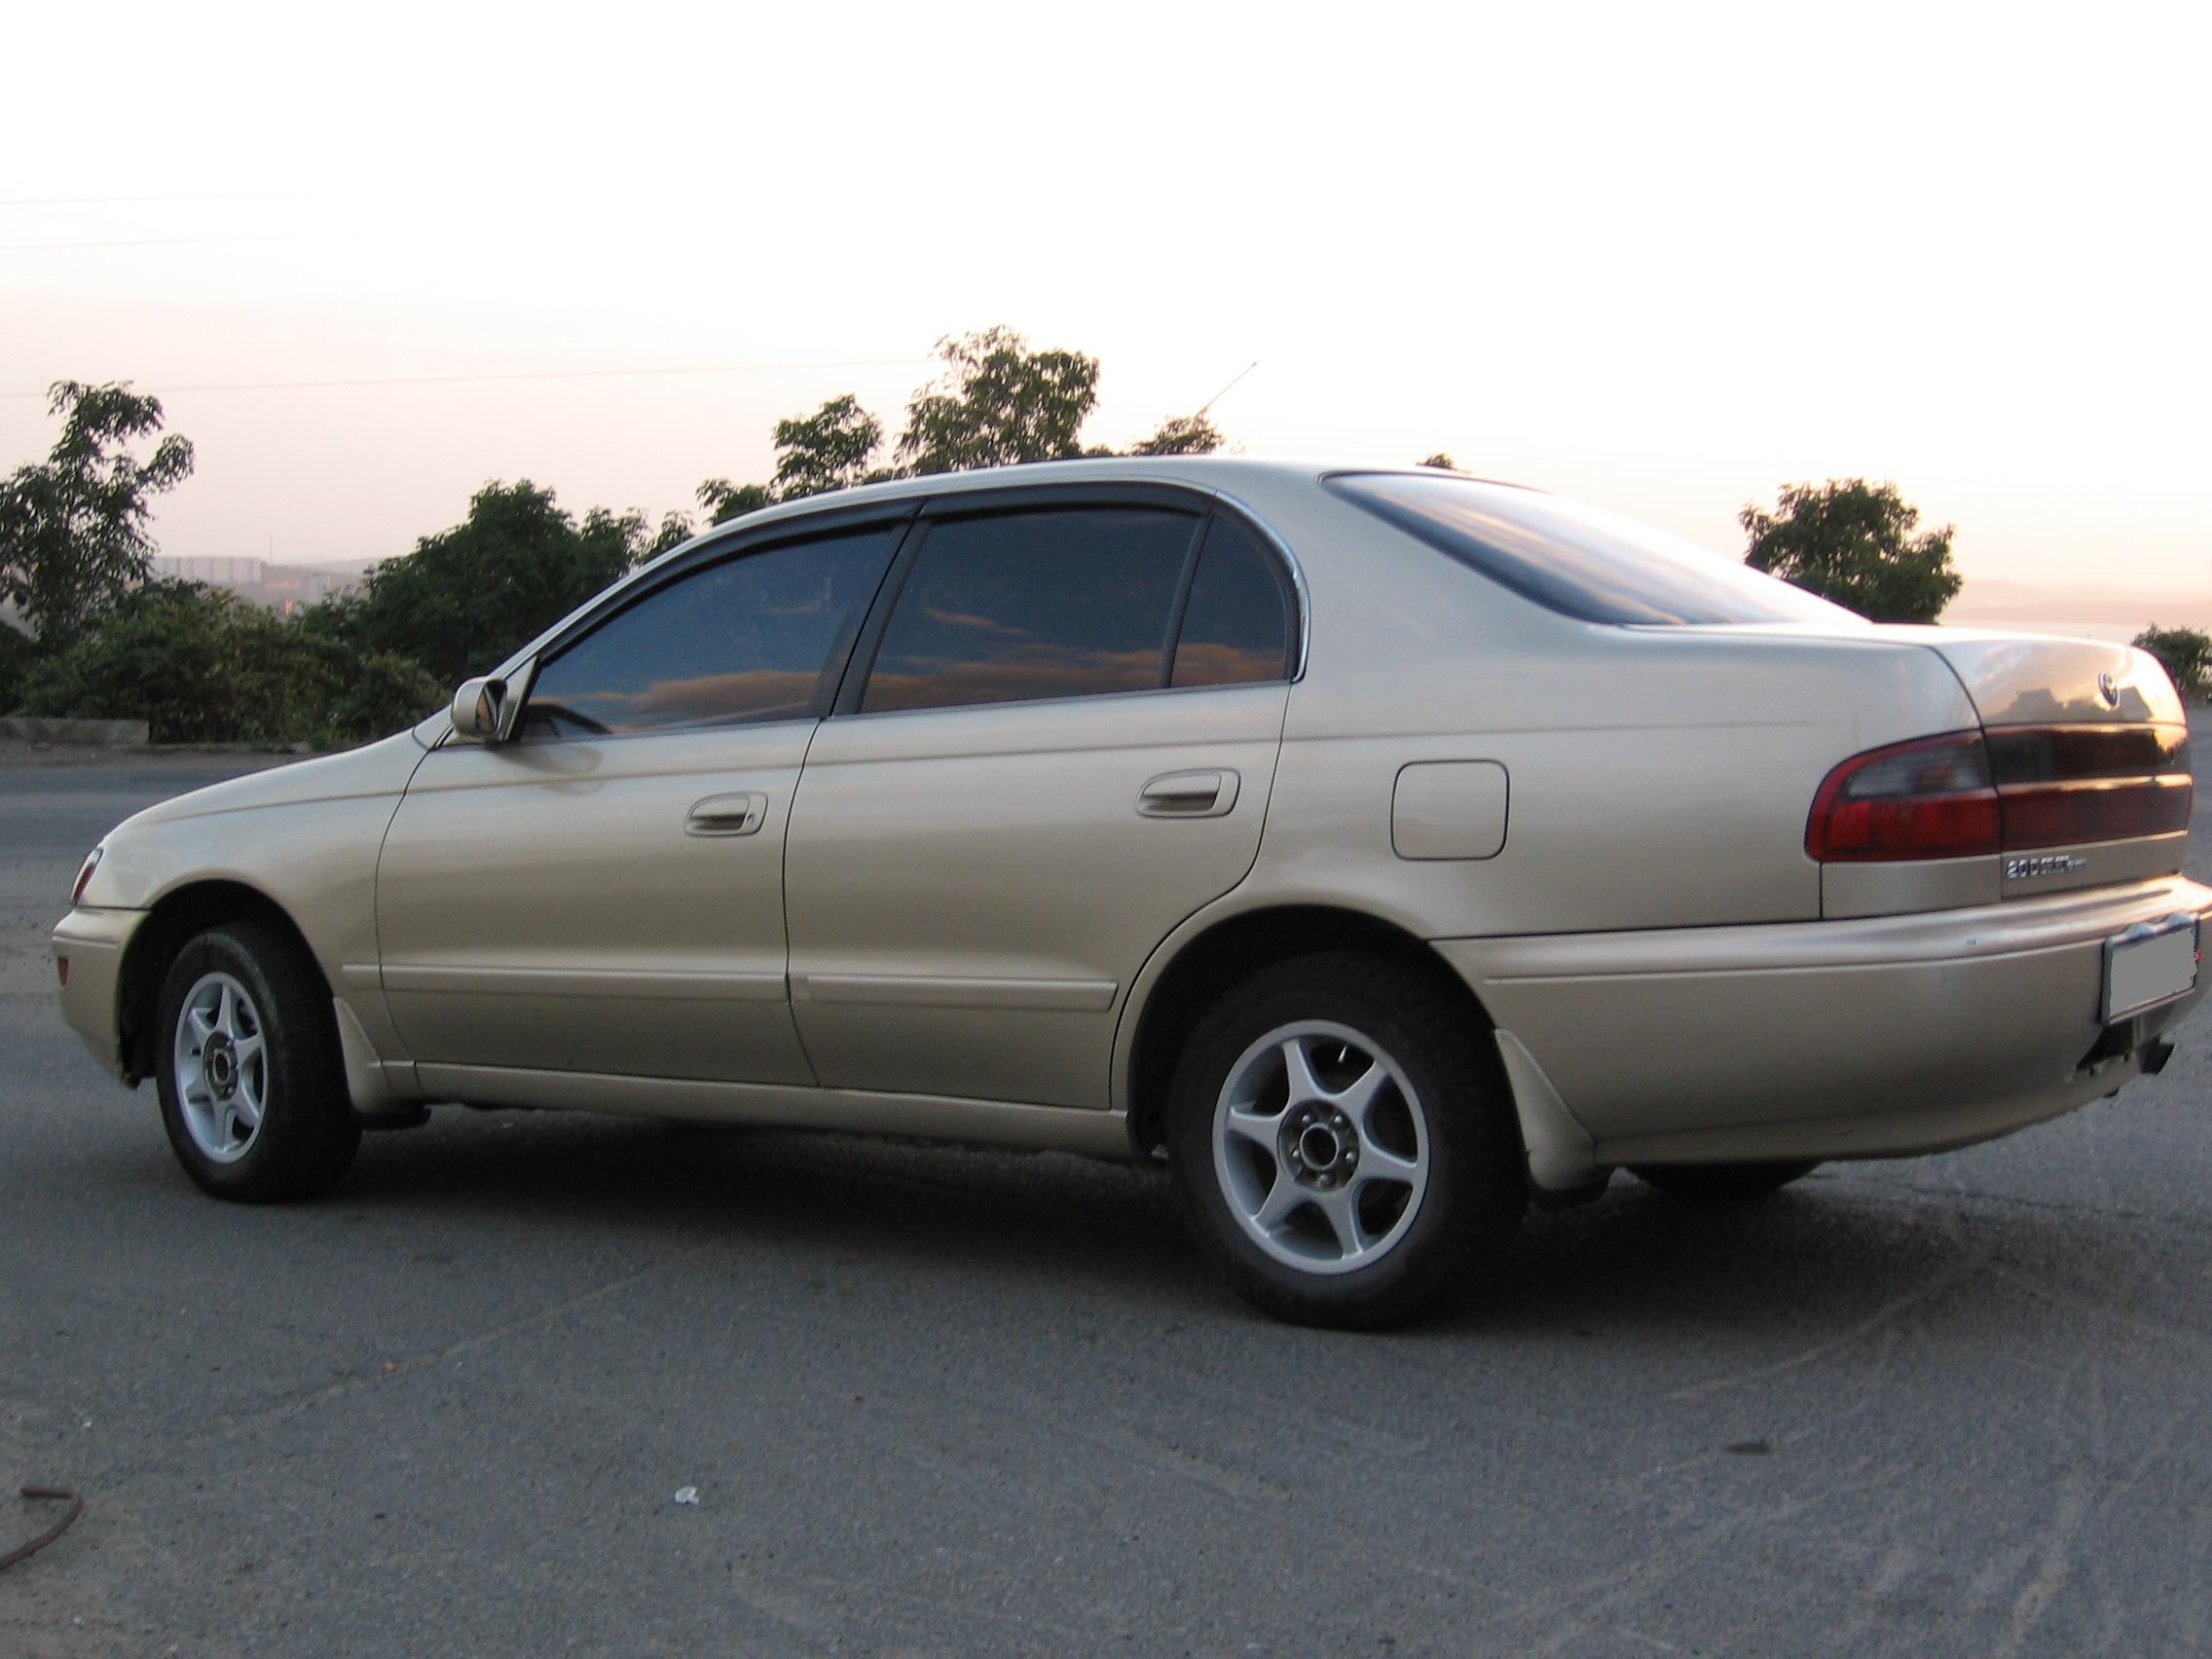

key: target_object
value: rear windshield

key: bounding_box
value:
[1325,472,1863,627]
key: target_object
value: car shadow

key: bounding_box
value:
[328,1109,1199,1307]
[1453,1165,2080,1346]
[276,1111,2098,1346]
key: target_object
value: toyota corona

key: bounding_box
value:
[52,458,2206,1326]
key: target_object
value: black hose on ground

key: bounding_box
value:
[0,1486,83,1572]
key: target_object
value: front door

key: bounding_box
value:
[785,497,1301,1108]
[378,517,903,1084]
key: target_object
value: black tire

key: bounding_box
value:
[1165,952,1526,1330]
[152,920,361,1202]
[1629,1161,1819,1203]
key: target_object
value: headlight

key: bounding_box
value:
[72,846,103,906]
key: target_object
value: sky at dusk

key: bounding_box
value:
[5,1,2206,603]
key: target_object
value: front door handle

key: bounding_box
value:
[1137,769,1240,819]
[686,792,768,836]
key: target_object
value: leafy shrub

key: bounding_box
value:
[21,582,320,742]
[2132,625,2210,704]
[313,648,445,748]
[22,580,450,747]
[0,622,36,714]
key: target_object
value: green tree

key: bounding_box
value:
[337,481,657,687]
[697,478,774,527]
[772,394,885,499]
[2132,625,2211,702]
[645,511,693,558]
[0,380,195,647]
[694,328,1237,521]
[1740,479,1961,623]
[1419,452,1459,471]
[0,622,36,713]
[1130,414,1225,457]
[895,327,1101,474]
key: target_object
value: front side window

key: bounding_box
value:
[861,506,1200,714]
[522,523,898,739]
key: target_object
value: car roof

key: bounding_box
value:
[733,455,1530,522]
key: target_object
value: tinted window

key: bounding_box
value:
[862,506,1198,714]
[1172,516,1294,687]
[1326,473,1862,627]
[523,525,897,739]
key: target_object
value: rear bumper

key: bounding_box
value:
[51,907,147,1080]
[1436,877,2212,1188]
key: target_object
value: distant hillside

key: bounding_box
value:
[1946,578,2212,645]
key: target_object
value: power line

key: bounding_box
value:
[0,358,932,401]
[0,192,302,207]
[0,234,297,252]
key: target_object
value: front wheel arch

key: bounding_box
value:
[119,881,332,1086]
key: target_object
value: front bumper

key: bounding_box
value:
[51,907,147,1080]
[1437,876,2212,1185]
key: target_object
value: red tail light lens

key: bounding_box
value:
[1807,732,1999,861]
[1809,725,2195,863]
[1998,777,2194,847]
[72,846,103,905]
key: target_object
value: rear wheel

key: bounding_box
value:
[154,921,360,1201]
[1629,1161,1819,1203]
[1166,953,1525,1329]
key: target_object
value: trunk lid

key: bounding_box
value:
[1887,628,2186,728]
[1870,626,2191,901]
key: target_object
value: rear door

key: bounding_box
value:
[784,490,1299,1108]
[377,513,903,1084]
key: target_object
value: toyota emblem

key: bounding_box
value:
[2096,671,2121,710]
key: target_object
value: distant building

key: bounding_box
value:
[150,556,364,615]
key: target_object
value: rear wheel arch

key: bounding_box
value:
[1122,903,1511,1156]
[119,882,332,1084]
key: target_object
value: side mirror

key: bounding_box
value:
[450,676,509,743]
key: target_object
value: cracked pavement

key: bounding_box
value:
[2,738,2209,1655]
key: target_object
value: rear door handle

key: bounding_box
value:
[686,792,768,836]
[1137,769,1240,819]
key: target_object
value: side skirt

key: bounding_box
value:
[412,1062,1138,1159]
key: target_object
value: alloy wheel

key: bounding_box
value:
[1210,1019,1431,1274]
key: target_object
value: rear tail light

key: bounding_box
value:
[1808,733,1999,861]
[1808,726,2194,863]
[72,846,103,905]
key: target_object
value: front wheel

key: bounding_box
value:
[1166,954,1526,1329]
[154,921,360,1202]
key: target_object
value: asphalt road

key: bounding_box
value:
[3,741,2210,1656]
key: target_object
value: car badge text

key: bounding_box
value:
[2007,854,2089,880]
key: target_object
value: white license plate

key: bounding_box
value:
[2103,916,2200,1022]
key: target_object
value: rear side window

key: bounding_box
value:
[1326,472,1860,626]
[521,524,898,739]
[861,506,1200,714]
[1171,515,1295,687]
